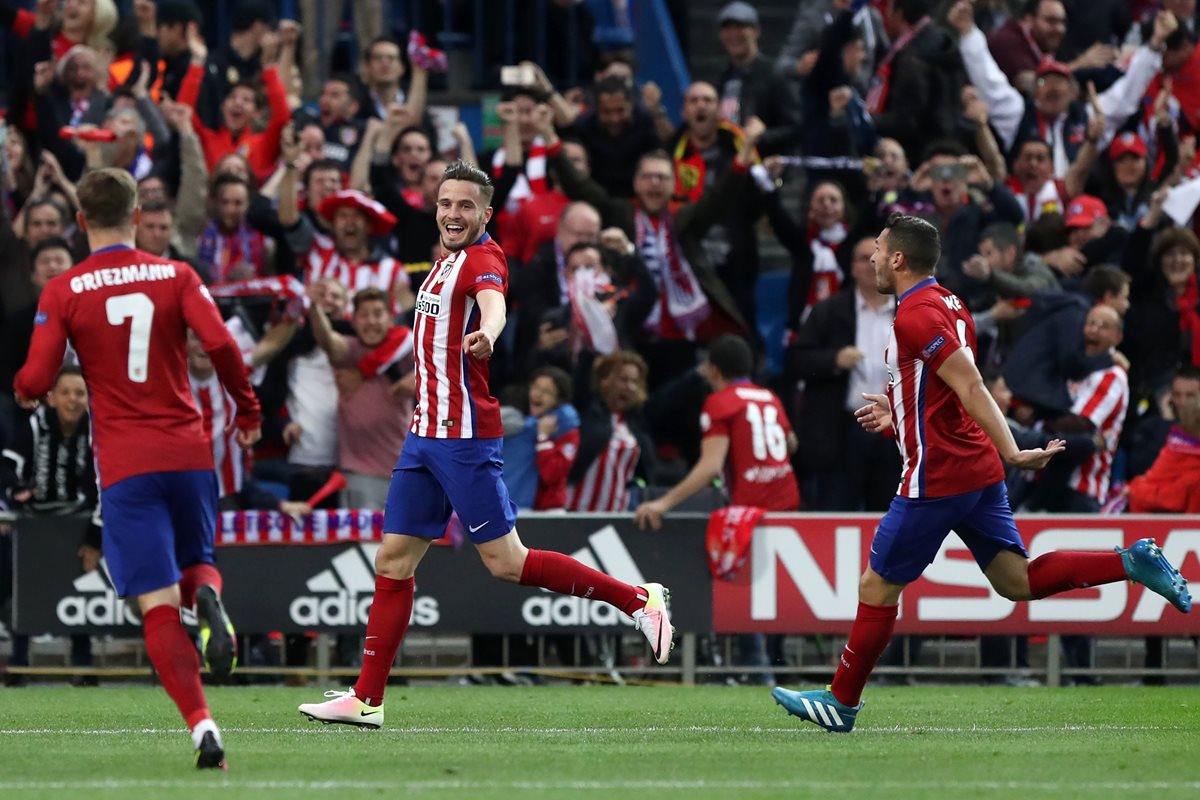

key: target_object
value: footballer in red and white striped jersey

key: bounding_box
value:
[565,414,641,512]
[702,381,799,511]
[409,233,507,439]
[886,277,1005,498]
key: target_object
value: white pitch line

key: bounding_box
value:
[2,779,1200,792]
[0,723,1186,736]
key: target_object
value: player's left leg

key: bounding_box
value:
[103,472,225,769]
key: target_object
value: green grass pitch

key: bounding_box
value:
[1,684,1198,799]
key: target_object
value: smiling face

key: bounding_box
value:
[48,372,88,427]
[808,183,845,230]
[352,298,391,347]
[1082,305,1122,354]
[27,204,64,244]
[306,166,342,211]
[1161,244,1196,292]
[436,179,493,252]
[1029,0,1068,54]
[600,363,645,413]
[32,245,73,289]
[136,209,173,255]
[222,86,259,134]
[332,206,370,257]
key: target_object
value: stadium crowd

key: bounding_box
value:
[2,0,1200,681]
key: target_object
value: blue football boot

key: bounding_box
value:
[1117,538,1192,613]
[771,685,861,733]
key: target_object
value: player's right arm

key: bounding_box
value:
[13,284,68,408]
[180,270,262,444]
[936,348,1065,470]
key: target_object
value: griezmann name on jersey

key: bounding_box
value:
[885,278,1005,498]
[701,381,800,511]
[14,247,260,488]
[411,234,507,439]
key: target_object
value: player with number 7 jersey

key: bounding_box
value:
[14,169,261,769]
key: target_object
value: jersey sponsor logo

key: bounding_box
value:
[414,290,443,318]
[522,525,642,628]
[742,464,796,484]
[921,335,946,359]
[56,561,196,628]
[475,272,502,286]
[288,544,440,627]
[68,263,177,294]
[34,311,48,326]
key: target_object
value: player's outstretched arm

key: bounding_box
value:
[635,435,730,531]
[936,348,1065,469]
[465,288,506,360]
[855,393,893,435]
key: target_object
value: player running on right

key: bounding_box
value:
[772,214,1191,733]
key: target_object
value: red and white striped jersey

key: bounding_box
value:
[410,233,507,439]
[189,371,245,499]
[303,243,409,304]
[566,414,640,512]
[886,278,1006,498]
[1068,364,1128,503]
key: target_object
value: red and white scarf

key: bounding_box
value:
[356,325,414,379]
[492,137,548,214]
[807,221,847,313]
[706,505,765,581]
[569,266,620,357]
[635,209,710,338]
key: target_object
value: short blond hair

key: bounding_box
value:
[77,168,138,230]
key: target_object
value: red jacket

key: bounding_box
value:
[1128,426,1200,513]
[178,64,289,183]
[534,428,579,510]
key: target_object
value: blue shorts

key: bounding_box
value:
[383,435,518,544]
[100,470,219,598]
[869,480,1027,584]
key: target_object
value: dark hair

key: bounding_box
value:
[708,334,754,381]
[24,196,68,226]
[1082,264,1131,302]
[352,287,390,312]
[364,36,402,61]
[893,0,934,25]
[635,149,674,175]
[531,366,573,405]
[31,236,72,263]
[921,138,969,163]
[594,75,633,103]
[303,159,344,190]
[209,173,251,201]
[232,1,277,32]
[565,241,602,262]
[391,125,432,158]
[980,222,1021,255]
[439,159,495,206]
[1176,365,1200,384]
[595,49,637,75]
[884,213,941,275]
[981,366,1004,389]
[1150,226,1200,271]
[227,79,264,109]
[325,73,358,92]
[506,85,551,104]
[77,169,138,230]
[1024,211,1066,254]
[1022,0,1049,16]
[54,364,85,387]
[156,0,201,27]
[140,199,173,216]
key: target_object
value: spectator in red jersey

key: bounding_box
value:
[306,287,415,509]
[566,351,655,512]
[634,334,799,529]
[177,27,289,181]
[197,174,274,282]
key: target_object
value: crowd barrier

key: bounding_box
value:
[13,512,1200,639]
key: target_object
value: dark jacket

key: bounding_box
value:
[1003,291,1114,417]
[932,184,1026,312]
[549,146,750,335]
[789,289,856,470]
[872,23,964,165]
[715,54,800,156]
[567,106,664,198]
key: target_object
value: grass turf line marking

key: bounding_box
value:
[2,779,1200,792]
[0,723,1188,736]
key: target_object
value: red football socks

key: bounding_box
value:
[142,604,211,730]
[353,576,415,706]
[519,549,647,616]
[830,601,899,708]
[179,563,223,608]
[1028,551,1127,599]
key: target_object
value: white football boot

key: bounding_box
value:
[632,583,675,664]
[298,688,384,729]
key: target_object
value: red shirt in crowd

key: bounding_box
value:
[178,64,290,182]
